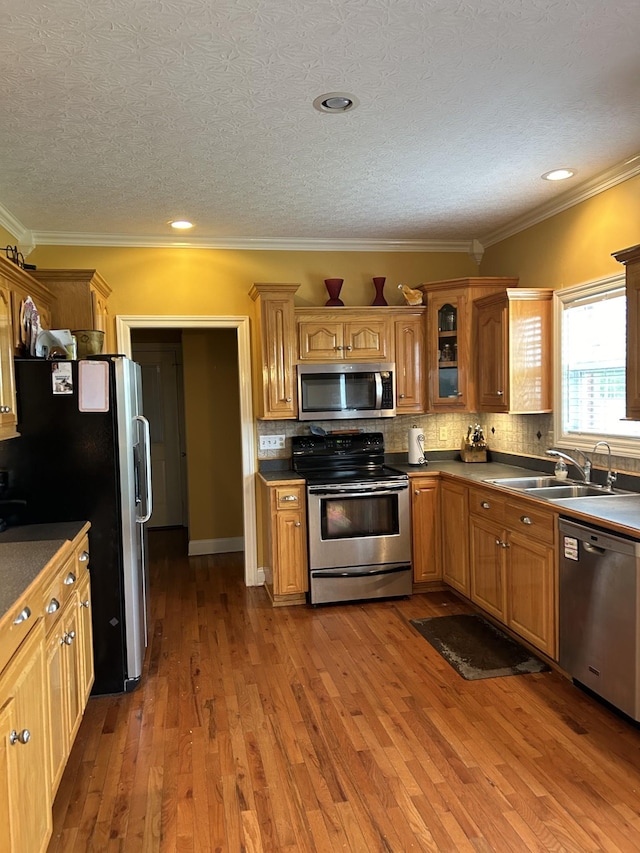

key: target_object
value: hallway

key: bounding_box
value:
[48,529,640,852]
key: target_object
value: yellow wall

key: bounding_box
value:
[480,174,640,286]
[27,245,478,317]
[182,329,243,543]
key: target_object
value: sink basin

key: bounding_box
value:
[524,485,634,499]
[485,476,576,489]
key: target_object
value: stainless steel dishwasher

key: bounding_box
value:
[559,518,640,720]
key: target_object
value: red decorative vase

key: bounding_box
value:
[371,276,387,306]
[324,278,344,306]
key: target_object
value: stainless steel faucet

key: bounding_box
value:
[592,441,618,490]
[546,448,592,483]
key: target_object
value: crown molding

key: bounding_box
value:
[0,202,35,254]
[480,155,640,248]
[29,232,478,254]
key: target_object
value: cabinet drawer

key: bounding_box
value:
[0,594,41,676]
[42,552,79,636]
[468,487,505,523]
[506,500,556,545]
[274,485,304,510]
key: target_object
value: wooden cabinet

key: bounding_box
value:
[0,284,17,440]
[440,479,469,595]
[393,308,426,413]
[417,277,517,412]
[613,243,640,419]
[259,478,308,605]
[249,283,299,420]
[468,486,556,657]
[42,534,93,796]
[0,622,51,853]
[475,288,553,414]
[30,269,114,354]
[297,309,389,361]
[0,523,92,853]
[410,476,442,585]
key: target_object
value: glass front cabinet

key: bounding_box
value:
[418,278,519,413]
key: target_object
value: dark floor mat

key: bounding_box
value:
[410,613,550,680]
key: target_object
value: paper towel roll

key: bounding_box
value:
[408,426,426,465]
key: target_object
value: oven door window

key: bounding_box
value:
[320,493,399,540]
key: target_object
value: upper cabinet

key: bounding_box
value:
[0,255,55,440]
[418,277,517,412]
[475,288,553,414]
[250,282,299,420]
[30,269,114,354]
[393,307,426,413]
[613,243,640,419]
[296,309,390,361]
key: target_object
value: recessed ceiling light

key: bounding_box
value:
[313,92,359,113]
[170,220,193,230]
[541,168,575,181]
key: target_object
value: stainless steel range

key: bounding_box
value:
[292,432,412,605]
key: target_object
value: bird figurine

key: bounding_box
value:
[398,283,424,305]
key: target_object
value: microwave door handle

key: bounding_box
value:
[374,372,383,409]
[340,373,346,410]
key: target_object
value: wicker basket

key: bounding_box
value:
[73,330,105,358]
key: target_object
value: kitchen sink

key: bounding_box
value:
[523,484,630,499]
[485,476,572,489]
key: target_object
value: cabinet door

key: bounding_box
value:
[469,515,506,621]
[45,623,68,796]
[0,285,17,440]
[0,624,51,853]
[625,259,640,418]
[411,478,442,583]
[344,318,388,360]
[394,314,426,413]
[261,296,297,418]
[441,481,469,595]
[507,531,555,658]
[90,287,114,353]
[77,571,95,705]
[274,510,308,595]
[476,297,509,412]
[298,321,344,360]
[428,292,468,410]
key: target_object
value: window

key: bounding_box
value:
[555,273,640,457]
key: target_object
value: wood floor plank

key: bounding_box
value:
[48,529,640,852]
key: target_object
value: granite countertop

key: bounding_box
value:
[0,521,89,621]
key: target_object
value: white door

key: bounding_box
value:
[132,346,186,528]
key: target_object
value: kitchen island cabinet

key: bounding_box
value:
[0,521,92,853]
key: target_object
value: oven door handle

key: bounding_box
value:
[309,484,408,497]
[312,565,410,579]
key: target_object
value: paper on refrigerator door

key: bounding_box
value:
[78,360,110,412]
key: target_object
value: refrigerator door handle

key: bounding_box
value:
[135,414,153,523]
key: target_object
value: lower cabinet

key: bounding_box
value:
[0,621,51,853]
[468,486,556,658]
[259,478,308,605]
[441,479,470,595]
[410,476,442,585]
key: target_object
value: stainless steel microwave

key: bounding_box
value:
[296,362,396,420]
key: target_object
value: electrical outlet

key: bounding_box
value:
[439,427,448,442]
[259,435,286,450]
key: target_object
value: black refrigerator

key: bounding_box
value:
[0,356,152,695]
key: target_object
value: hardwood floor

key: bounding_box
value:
[48,528,640,852]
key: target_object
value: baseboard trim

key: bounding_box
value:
[188,536,244,556]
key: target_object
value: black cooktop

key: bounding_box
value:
[291,432,406,485]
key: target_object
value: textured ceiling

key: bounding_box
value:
[1,0,639,247]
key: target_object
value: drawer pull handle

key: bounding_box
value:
[0,405,12,413]
[9,729,30,746]
[80,600,91,609]
[281,495,298,502]
[13,606,31,625]
[47,598,61,614]
[64,572,76,586]
[63,631,76,646]
[520,515,533,525]
[481,501,491,509]
[79,550,89,562]
[295,521,301,527]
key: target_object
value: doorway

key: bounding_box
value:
[116,315,258,588]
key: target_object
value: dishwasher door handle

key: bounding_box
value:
[583,542,606,555]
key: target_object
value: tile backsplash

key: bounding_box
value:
[256,412,640,476]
